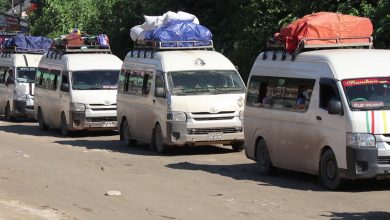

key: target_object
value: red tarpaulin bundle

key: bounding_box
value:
[274,12,373,53]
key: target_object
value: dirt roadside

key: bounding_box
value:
[0,120,389,220]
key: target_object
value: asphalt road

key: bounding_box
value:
[0,119,389,220]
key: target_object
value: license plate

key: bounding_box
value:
[102,121,117,128]
[207,132,223,141]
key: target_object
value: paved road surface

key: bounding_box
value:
[0,120,389,220]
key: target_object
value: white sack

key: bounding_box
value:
[130,25,143,42]
[178,11,200,24]
[162,11,180,25]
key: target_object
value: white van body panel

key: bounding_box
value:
[118,50,245,148]
[0,53,42,118]
[34,53,122,132]
[245,49,390,180]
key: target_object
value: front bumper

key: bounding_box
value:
[14,100,34,117]
[340,146,390,179]
[166,121,244,146]
[70,112,117,131]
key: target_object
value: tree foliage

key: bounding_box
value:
[29,0,390,80]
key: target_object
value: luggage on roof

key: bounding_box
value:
[130,11,213,49]
[3,34,53,53]
[274,12,373,53]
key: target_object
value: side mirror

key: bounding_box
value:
[328,99,343,115]
[60,83,70,92]
[155,87,166,98]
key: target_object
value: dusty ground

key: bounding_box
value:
[0,120,389,220]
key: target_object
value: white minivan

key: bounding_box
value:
[34,48,122,136]
[0,53,42,120]
[117,42,246,153]
[245,42,390,189]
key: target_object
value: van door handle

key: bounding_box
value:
[153,99,156,103]
[316,116,322,120]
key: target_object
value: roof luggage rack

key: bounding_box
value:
[47,44,111,59]
[134,40,214,51]
[2,46,48,54]
[264,36,373,61]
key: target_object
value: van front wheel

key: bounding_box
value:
[256,139,276,175]
[232,141,244,152]
[60,113,71,137]
[154,124,167,154]
[38,109,48,131]
[320,149,344,190]
[5,103,14,121]
[122,120,137,147]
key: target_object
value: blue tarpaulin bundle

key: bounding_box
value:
[5,34,53,52]
[145,20,212,47]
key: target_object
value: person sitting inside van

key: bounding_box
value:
[296,86,308,109]
[5,69,14,86]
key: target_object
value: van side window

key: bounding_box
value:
[0,68,6,84]
[319,82,339,110]
[37,68,59,91]
[246,76,315,113]
[117,69,126,93]
[125,69,153,96]
[35,69,43,87]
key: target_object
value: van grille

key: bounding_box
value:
[378,156,390,165]
[193,116,234,121]
[89,104,117,111]
[86,117,117,122]
[191,111,234,115]
[187,127,242,135]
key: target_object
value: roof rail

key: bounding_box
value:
[134,40,214,51]
[49,44,111,55]
[264,36,373,61]
[2,46,48,54]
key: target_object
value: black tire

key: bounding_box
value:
[4,103,14,121]
[232,141,244,152]
[256,139,276,175]
[320,149,344,190]
[153,124,166,154]
[122,120,137,147]
[38,108,48,131]
[60,113,70,137]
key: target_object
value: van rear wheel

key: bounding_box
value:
[122,120,137,147]
[38,108,48,131]
[256,139,276,175]
[154,124,167,154]
[320,149,344,190]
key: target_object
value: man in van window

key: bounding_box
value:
[369,84,389,102]
[296,86,308,109]
[5,69,14,86]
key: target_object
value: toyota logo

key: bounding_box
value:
[209,107,219,113]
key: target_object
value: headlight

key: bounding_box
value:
[70,102,86,112]
[167,111,187,122]
[15,94,27,101]
[347,133,376,148]
[239,110,244,120]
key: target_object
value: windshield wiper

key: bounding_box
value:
[214,88,244,94]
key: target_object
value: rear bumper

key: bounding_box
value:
[339,146,390,179]
[166,121,244,146]
[70,112,117,131]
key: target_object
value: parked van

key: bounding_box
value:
[117,42,246,153]
[34,47,122,136]
[244,41,390,189]
[0,52,43,120]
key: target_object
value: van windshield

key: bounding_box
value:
[72,70,119,90]
[167,70,245,96]
[17,67,37,83]
[342,77,390,110]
